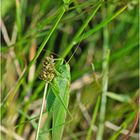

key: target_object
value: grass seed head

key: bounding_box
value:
[39,55,55,82]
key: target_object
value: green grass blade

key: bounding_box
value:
[109,112,135,140]
[109,126,126,140]
[107,92,131,103]
[15,0,23,38]
[62,2,102,58]
[86,96,101,140]
[17,109,37,129]
[1,5,66,106]
[96,7,110,139]
[76,5,127,43]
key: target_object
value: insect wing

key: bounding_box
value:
[46,86,56,112]
[52,63,71,140]
[46,63,70,113]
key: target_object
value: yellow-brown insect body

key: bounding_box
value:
[40,55,55,82]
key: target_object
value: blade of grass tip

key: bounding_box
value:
[86,96,101,140]
[35,82,48,140]
[61,2,102,58]
[96,6,110,140]
[75,5,127,43]
[0,5,66,107]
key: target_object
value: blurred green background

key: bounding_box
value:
[0,0,139,140]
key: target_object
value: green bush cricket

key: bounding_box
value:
[36,23,85,140]
[36,54,72,140]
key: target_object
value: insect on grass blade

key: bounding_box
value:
[39,55,72,140]
[51,63,71,140]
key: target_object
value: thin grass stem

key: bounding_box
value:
[96,7,110,140]
[86,96,101,140]
[35,82,48,140]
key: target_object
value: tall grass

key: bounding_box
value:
[1,0,139,140]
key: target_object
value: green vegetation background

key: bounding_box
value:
[0,0,139,140]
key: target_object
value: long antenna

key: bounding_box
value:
[36,29,85,63]
[67,31,85,63]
